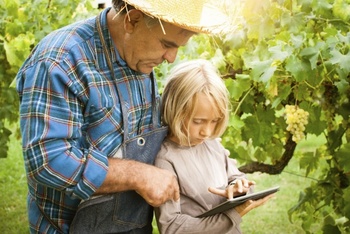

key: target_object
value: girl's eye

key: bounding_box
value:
[193,120,202,124]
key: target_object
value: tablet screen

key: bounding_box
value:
[197,186,280,218]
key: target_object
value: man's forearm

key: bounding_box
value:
[94,158,143,195]
[93,157,180,207]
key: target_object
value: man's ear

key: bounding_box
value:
[124,9,144,33]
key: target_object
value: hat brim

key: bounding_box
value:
[124,0,231,34]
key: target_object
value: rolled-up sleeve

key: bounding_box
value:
[18,60,108,200]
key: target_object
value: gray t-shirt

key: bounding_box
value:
[155,138,245,234]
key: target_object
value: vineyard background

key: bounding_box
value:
[1,0,349,233]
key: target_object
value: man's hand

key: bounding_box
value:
[135,165,180,207]
[95,158,179,207]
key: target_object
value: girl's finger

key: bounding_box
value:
[208,187,227,197]
[227,184,234,200]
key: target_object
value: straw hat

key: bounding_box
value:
[124,0,232,34]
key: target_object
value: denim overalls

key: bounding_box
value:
[70,12,168,234]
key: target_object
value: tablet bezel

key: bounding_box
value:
[197,186,280,218]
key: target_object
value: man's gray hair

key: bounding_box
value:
[112,0,159,29]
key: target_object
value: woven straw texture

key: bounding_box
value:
[125,0,231,34]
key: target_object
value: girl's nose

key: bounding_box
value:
[200,125,211,137]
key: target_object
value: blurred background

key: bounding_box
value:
[1,0,349,233]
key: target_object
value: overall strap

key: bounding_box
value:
[150,72,159,128]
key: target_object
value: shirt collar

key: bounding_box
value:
[96,7,127,68]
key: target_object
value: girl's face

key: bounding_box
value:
[182,93,221,146]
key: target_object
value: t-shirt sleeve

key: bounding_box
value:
[155,198,243,234]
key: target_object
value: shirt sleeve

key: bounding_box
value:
[17,60,108,200]
[154,157,243,234]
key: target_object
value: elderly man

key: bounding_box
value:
[16,0,229,233]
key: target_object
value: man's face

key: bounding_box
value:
[122,14,195,74]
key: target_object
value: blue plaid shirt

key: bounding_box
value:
[16,8,160,233]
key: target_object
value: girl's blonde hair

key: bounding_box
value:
[161,59,230,145]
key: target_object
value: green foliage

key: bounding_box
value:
[0,0,98,158]
[2,0,350,232]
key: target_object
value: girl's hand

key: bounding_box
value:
[208,178,256,200]
[235,193,275,217]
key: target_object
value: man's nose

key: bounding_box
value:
[163,48,178,63]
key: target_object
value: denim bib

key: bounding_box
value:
[70,126,167,234]
[69,11,168,234]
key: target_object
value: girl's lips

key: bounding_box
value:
[195,139,205,144]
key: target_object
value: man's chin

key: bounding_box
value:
[137,65,155,74]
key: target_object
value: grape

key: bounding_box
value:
[284,105,309,143]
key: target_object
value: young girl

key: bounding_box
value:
[155,59,273,233]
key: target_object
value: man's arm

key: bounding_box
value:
[95,158,180,207]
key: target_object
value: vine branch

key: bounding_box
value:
[238,135,297,174]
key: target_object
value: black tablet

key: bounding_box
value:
[197,186,280,218]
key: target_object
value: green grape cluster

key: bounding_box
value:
[284,105,309,143]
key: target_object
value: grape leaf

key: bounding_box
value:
[337,143,350,173]
[246,58,276,84]
[242,107,275,147]
[4,33,34,67]
[285,55,310,82]
[269,44,291,61]
[333,0,350,21]
[300,42,325,70]
[228,114,245,130]
[313,0,333,18]
[225,75,251,100]
[299,151,319,176]
[329,49,350,74]
[298,102,326,136]
[322,224,341,234]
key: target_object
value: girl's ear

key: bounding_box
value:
[124,9,144,33]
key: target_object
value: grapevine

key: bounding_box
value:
[284,105,309,143]
[1,0,349,232]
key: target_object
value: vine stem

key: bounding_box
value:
[47,0,51,9]
[315,17,350,27]
[283,170,319,182]
[303,81,316,90]
[233,86,254,116]
[317,52,334,85]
